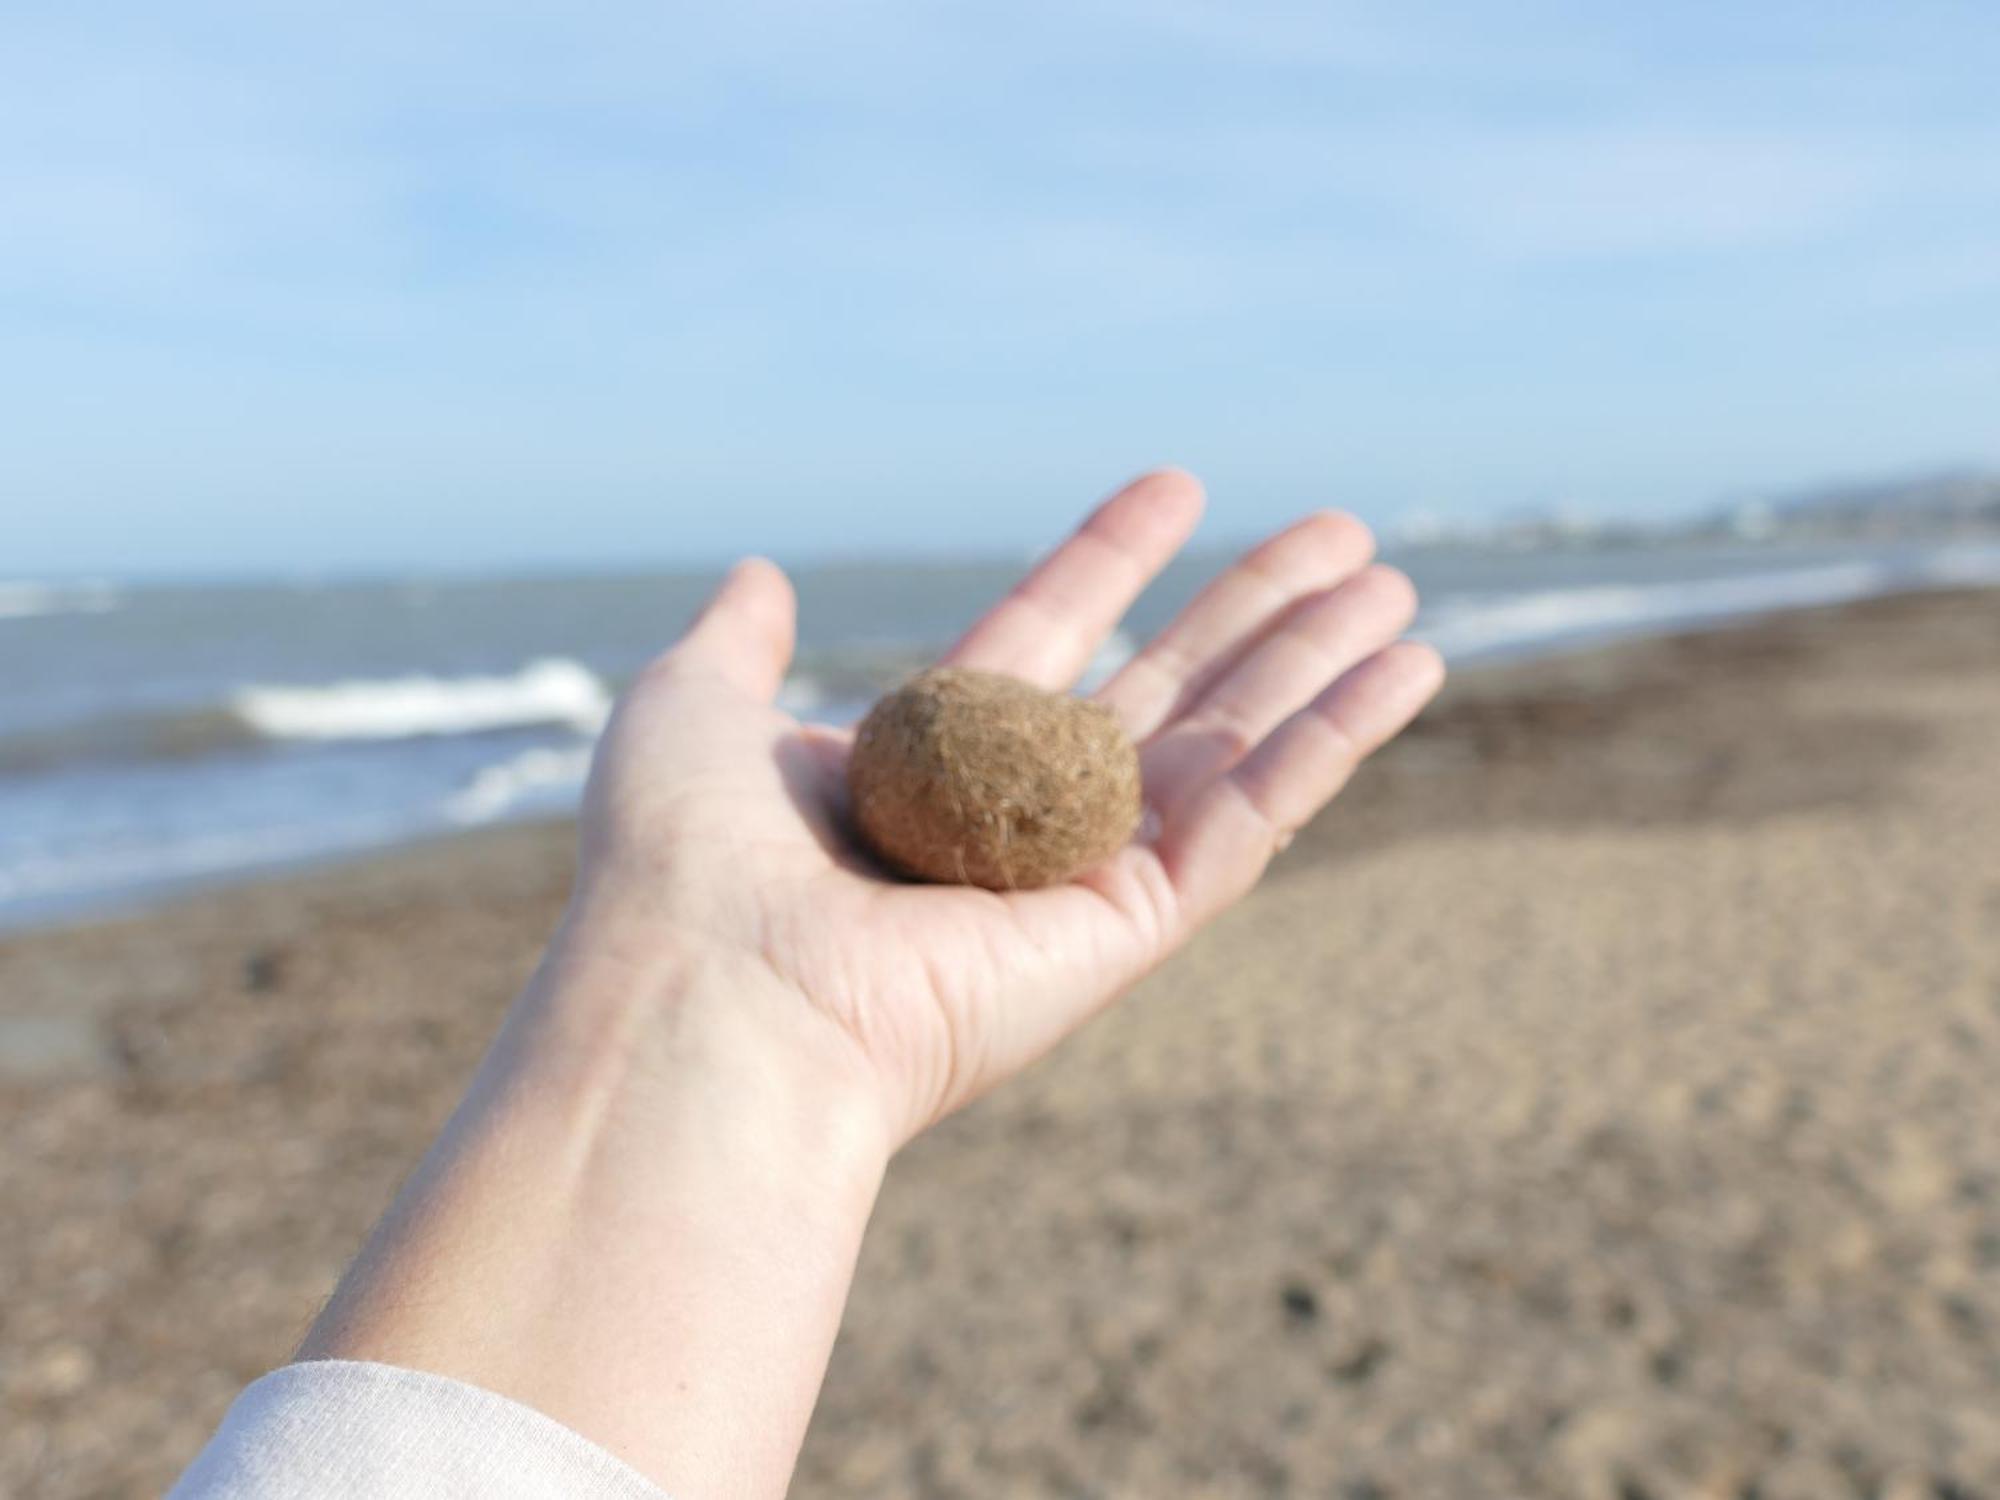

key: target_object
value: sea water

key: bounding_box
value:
[2,538,1994,929]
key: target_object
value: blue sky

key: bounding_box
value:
[5,1,1998,576]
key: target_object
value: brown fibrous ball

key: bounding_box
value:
[846,667,1144,890]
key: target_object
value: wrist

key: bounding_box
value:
[522,904,893,1217]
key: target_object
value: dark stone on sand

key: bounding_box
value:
[243,945,288,994]
[1280,1282,1320,1326]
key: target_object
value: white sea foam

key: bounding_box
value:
[0,580,119,621]
[233,658,612,741]
[1415,561,1900,662]
[444,744,596,825]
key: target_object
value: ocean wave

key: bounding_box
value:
[1415,560,1913,662]
[233,658,612,741]
[0,707,251,777]
[444,744,596,825]
[0,579,119,621]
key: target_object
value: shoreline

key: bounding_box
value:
[5,585,1999,1497]
[8,561,1999,942]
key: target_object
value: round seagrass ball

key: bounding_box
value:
[847,667,1143,890]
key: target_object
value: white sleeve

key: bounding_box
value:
[167,1359,672,1499]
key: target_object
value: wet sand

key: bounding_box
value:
[4,588,1998,1499]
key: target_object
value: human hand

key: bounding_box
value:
[569,469,1443,1148]
[298,470,1445,1498]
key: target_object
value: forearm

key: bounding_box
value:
[300,909,891,1500]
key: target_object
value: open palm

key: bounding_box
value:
[575,471,1442,1145]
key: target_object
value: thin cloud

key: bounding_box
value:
[2,0,1996,570]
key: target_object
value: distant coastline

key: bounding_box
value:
[1395,467,2000,552]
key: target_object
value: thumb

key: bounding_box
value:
[669,557,797,702]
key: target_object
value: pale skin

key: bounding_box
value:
[299,470,1445,1498]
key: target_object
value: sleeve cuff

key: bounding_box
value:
[168,1358,671,1499]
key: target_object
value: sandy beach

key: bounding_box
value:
[5,586,1997,1499]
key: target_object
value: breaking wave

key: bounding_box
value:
[233,658,611,741]
[444,744,597,825]
[0,658,615,776]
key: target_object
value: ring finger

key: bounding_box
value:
[1139,563,1419,816]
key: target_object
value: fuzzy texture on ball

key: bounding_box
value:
[846,667,1144,890]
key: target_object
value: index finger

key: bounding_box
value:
[939,469,1205,690]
